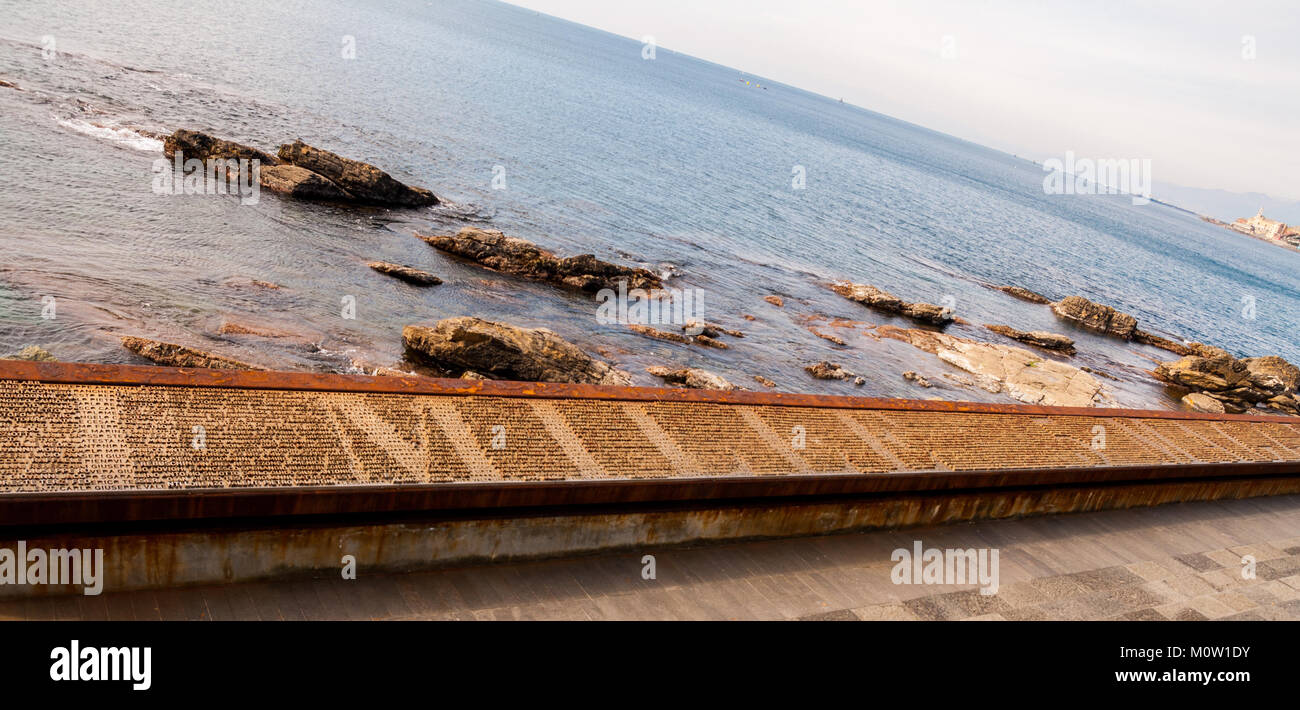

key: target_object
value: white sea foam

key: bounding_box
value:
[56,117,163,152]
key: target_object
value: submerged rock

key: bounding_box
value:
[681,320,744,338]
[902,371,932,388]
[646,366,737,391]
[627,324,692,344]
[277,140,437,207]
[993,285,1052,304]
[367,261,442,286]
[163,129,279,165]
[984,324,1076,354]
[0,79,21,90]
[420,227,661,292]
[764,295,785,307]
[9,345,55,362]
[259,164,351,201]
[120,336,257,370]
[830,282,953,326]
[402,317,631,385]
[1050,296,1137,339]
[753,375,777,388]
[880,327,1104,407]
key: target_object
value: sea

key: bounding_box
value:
[2,0,1298,410]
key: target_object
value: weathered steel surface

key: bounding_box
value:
[4,478,1299,598]
[2,362,1300,527]
[1,359,1294,422]
[1,463,1298,527]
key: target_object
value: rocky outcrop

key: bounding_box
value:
[830,282,953,326]
[420,227,661,293]
[277,140,436,207]
[163,129,279,165]
[258,165,351,201]
[993,285,1052,304]
[367,261,442,286]
[753,375,777,388]
[402,317,631,385]
[984,324,1076,354]
[1153,354,1246,392]
[1050,296,1138,339]
[646,366,737,391]
[120,336,257,370]
[879,327,1104,407]
[764,295,785,307]
[1154,351,1299,414]
[1241,356,1300,393]
[1132,330,1192,356]
[0,79,21,90]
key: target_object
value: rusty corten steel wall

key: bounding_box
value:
[5,480,1300,598]
[1,361,1300,528]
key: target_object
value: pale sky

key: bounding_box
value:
[506,0,1300,201]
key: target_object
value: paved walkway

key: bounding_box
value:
[5,496,1300,620]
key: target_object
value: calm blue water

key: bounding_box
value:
[2,0,1298,409]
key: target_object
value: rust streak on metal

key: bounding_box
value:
[1,359,1294,422]
[0,462,1296,528]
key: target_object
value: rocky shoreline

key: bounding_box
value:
[6,128,1298,416]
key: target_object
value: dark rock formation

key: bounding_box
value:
[420,227,661,292]
[984,324,1076,354]
[646,366,736,391]
[993,285,1052,304]
[367,261,442,286]
[277,140,436,207]
[830,282,953,326]
[120,336,257,370]
[402,317,630,385]
[259,165,351,201]
[1050,296,1138,339]
[163,129,279,165]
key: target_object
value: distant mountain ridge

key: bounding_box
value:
[1152,183,1300,225]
